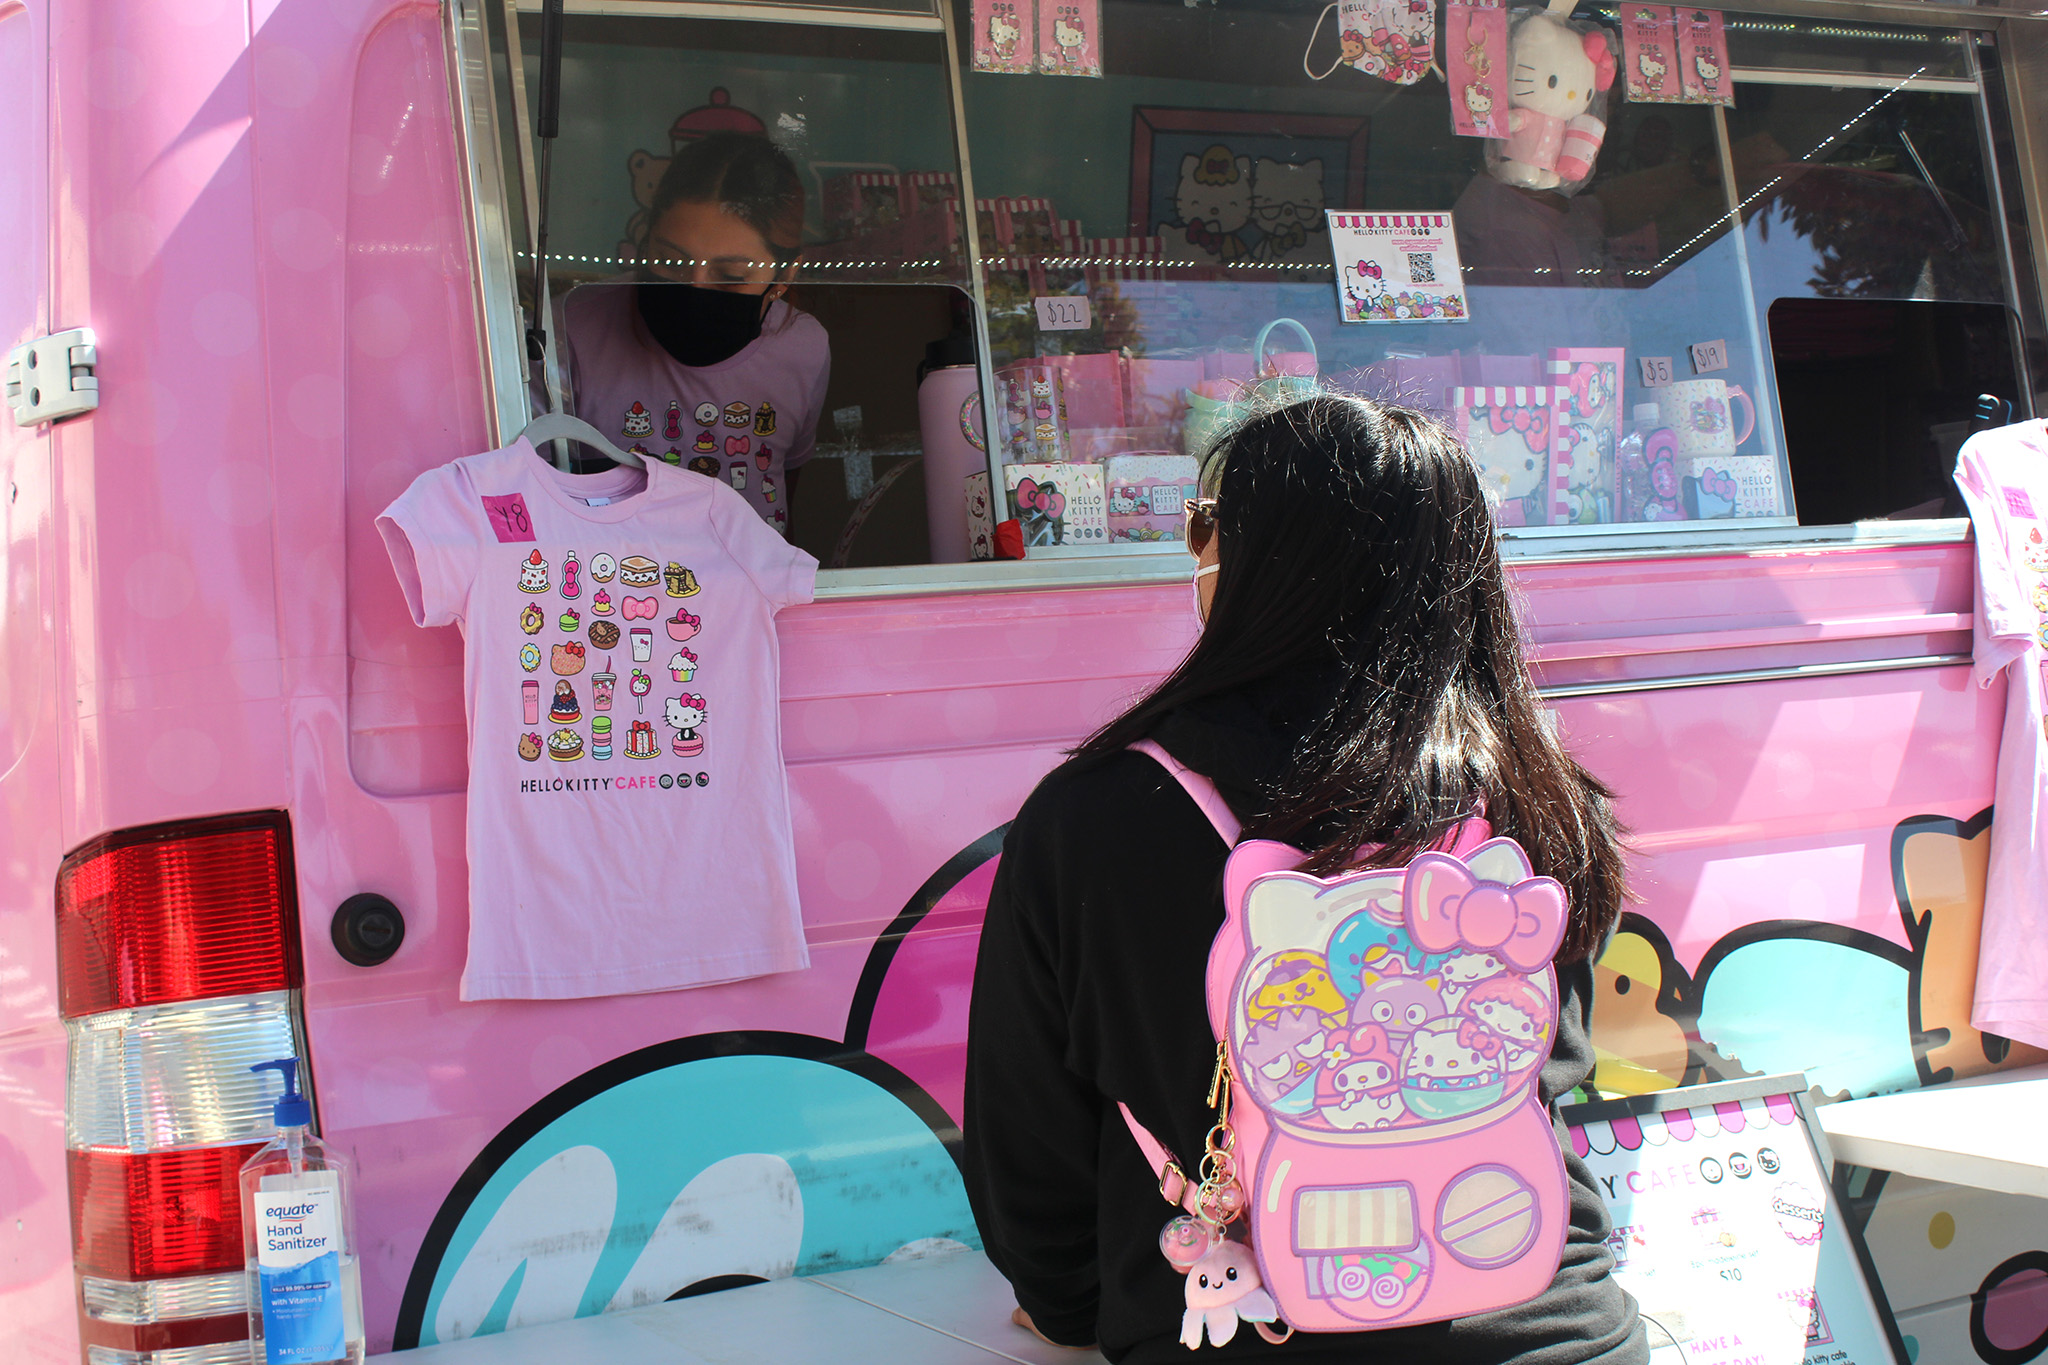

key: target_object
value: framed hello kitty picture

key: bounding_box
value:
[1129,107,1370,270]
[1328,211,1471,324]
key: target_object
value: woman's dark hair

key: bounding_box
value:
[645,131,805,257]
[1080,394,1627,963]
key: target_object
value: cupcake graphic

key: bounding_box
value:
[591,588,614,616]
[694,431,717,454]
[669,649,697,682]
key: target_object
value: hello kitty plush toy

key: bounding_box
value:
[1487,7,1617,194]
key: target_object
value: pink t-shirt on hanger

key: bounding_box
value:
[1955,420,2048,1052]
[551,283,831,536]
[378,440,817,1001]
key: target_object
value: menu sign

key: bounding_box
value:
[1561,1077,1907,1365]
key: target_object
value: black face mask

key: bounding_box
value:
[636,279,768,368]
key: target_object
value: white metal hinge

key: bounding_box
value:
[5,328,99,427]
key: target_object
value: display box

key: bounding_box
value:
[1449,385,1568,526]
[1105,452,1199,543]
[1006,462,1107,547]
[1547,347,1624,525]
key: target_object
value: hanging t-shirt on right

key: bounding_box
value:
[1955,420,2048,1052]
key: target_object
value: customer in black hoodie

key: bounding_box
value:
[963,395,1647,1363]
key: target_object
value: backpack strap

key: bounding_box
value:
[1130,739,1241,846]
[1117,740,1239,1215]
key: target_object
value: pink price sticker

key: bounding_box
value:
[481,492,536,543]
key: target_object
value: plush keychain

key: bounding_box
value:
[1485,1,1617,195]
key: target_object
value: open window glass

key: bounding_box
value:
[476,0,982,570]
[949,0,2038,557]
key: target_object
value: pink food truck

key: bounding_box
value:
[3,0,2047,1360]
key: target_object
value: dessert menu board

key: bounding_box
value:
[1328,211,1470,324]
[1561,1077,1907,1365]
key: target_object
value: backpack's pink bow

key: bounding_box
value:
[1403,852,1566,973]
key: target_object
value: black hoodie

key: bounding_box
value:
[962,687,1648,1364]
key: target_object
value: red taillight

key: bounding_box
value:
[67,1146,260,1280]
[58,812,306,1365]
[56,813,300,1018]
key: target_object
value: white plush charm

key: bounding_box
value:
[1179,1241,1280,1349]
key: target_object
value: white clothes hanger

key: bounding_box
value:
[511,0,642,475]
[515,411,645,470]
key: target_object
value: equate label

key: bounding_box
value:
[255,1182,344,1363]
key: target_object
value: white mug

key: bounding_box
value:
[1655,380,1755,460]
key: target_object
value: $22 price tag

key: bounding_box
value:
[1034,296,1092,331]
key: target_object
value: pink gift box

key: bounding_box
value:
[1106,452,1200,543]
[1338,354,1460,419]
[1125,358,1204,430]
[1458,353,1543,388]
[1035,353,1126,431]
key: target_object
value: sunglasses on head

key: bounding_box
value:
[1184,498,1219,557]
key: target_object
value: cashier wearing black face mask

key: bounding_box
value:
[550,131,828,534]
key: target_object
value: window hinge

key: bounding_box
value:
[5,328,99,427]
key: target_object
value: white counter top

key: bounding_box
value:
[383,1250,1109,1365]
[1815,1063,2048,1197]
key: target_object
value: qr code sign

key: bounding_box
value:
[1407,252,1436,284]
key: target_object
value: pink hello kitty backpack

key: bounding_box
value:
[1123,741,1569,1349]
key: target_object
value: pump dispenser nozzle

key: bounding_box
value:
[251,1057,311,1129]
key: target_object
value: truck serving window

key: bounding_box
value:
[451,0,2042,592]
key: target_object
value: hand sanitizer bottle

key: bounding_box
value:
[241,1058,365,1365]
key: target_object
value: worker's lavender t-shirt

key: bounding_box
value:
[1956,421,2048,1052]
[378,440,817,1001]
[553,284,830,536]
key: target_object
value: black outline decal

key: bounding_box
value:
[1969,1249,2048,1365]
[843,824,1008,1050]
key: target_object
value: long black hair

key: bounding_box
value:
[644,131,805,259]
[1080,394,1627,963]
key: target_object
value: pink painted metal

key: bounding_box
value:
[0,0,2020,1359]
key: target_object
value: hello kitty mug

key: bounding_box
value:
[1654,379,1755,460]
